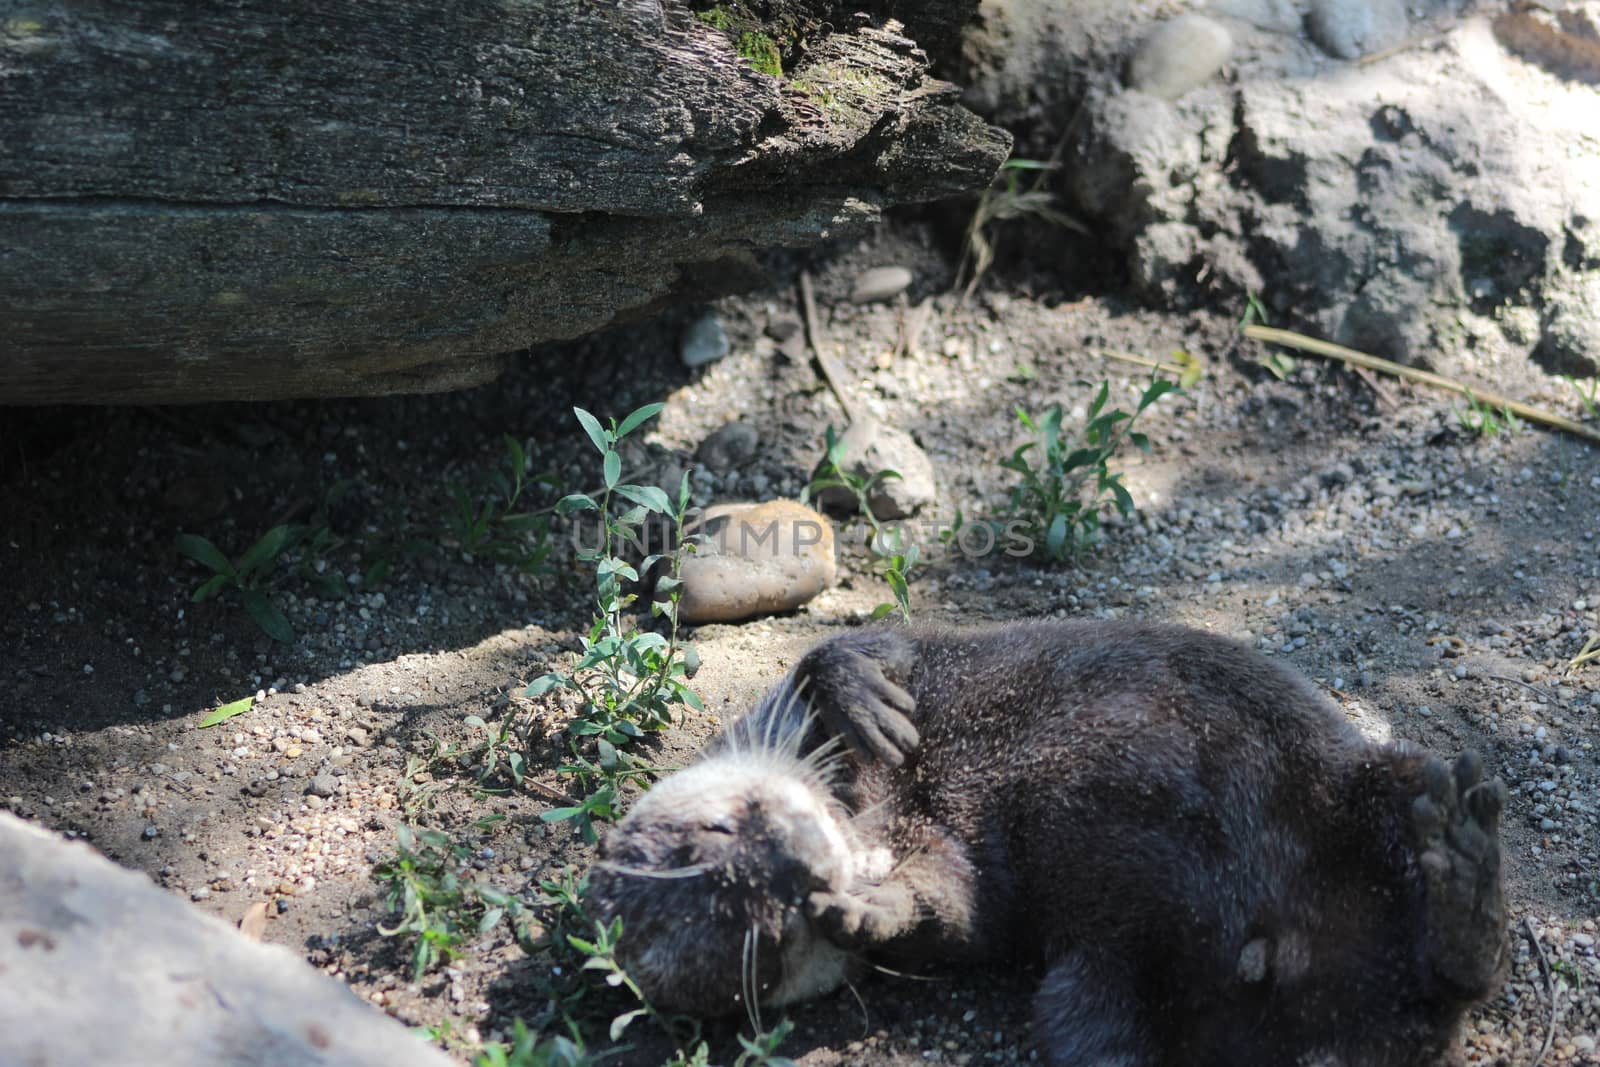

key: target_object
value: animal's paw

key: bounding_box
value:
[799,631,919,767]
[807,883,916,949]
[1409,751,1507,995]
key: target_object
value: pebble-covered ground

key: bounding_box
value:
[3,221,1598,1065]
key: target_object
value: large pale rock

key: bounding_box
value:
[959,1,1600,387]
[0,813,453,1067]
[678,500,836,624]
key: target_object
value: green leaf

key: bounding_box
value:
[198,695,254,728]
[1138,378,1180,411]
[175,534,235,577]
[239,589,295,643]
[1060,447,1102,473]
[573,408,610,453]
[602,450,620,489]
[596,558,639,582]
[556,493,598,515]
[191,572,231,603]
[463,715,487,729]
[1085,411,1131,439]
[364,557,393,589]
[503,434,526,477]
[1087,382,1109,420]
[614,484,671,513]
[1129,431,1151,453]
[1110,480,1135,516]
[628,631,668,654]
[525,673,566,697]
[237,525,294,576]
[870,602,897,621]
[615,402,665,439]
[1046,513,1069,558]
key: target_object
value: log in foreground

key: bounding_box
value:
[0,812,457,1067]
[0,1,1008,404]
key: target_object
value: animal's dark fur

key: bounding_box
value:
[589,621,1506,1066]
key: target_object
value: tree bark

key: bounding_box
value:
[0,1,1008,404]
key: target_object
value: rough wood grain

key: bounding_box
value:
[0,2,1007,404]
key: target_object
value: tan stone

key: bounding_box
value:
[677,500,837,624]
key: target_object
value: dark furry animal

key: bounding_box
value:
[588,621,1506,1066]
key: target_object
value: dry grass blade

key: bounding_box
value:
[1241,325,1600,445]
[1568,632,1600,673]
[799,270,863,425]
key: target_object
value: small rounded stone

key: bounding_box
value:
[849,266,913,305]
[1125,15,1233,101]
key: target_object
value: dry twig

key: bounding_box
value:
[1242,325,1600,445]
[1524,916,1559,1067]
[799,270,864,424]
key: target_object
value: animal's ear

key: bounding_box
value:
[798,631,920,767]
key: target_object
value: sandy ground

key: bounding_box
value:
[3,220,1598,1064]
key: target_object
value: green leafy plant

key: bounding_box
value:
[445,434,555,575]
[525,405,701,836]
[1239,295,1296,380]
[956,157,1088,302]
[176,525,298,641]
[373,823,530,981]
[473,1021,593,1067]
[734,1020,798,1067]
[1562,374,1599,420]
[545,740,660,844]
[1003,377,1178,561]
[802,426,917,622]
[1456,389,1521,437]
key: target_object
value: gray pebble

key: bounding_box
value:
[306,774,340,798]
[765,316,802,342]
[849,266,913,305]
[1307,0,1408,60]
[695,421,760,472]
[680,313,730,368]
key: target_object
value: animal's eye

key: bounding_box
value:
[703,820,735,835]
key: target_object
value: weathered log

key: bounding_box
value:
[0,1,1008,404]
[0,813,458,1067]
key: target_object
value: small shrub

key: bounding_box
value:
[1003,377,1178,561]
[176,525,298,642]
[373,823,531,981]
[443,434,554,575]
[473,1021,592,1067]
[803,426,917,622]
[1456,389,1521,437]
[525,405,701,837]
